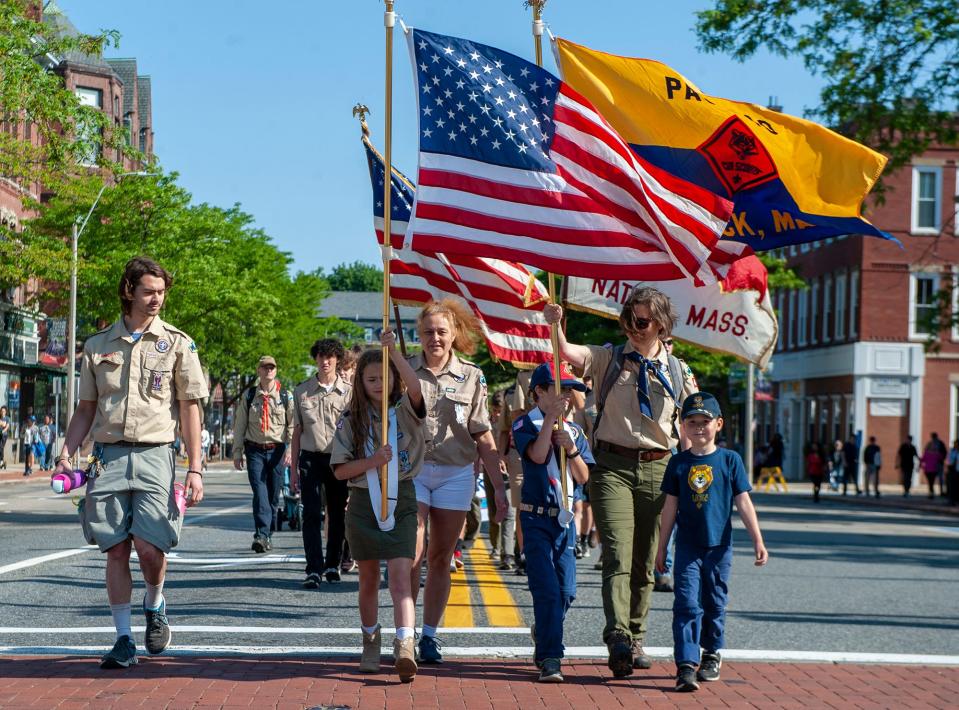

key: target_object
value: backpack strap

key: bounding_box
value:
[666,355,684,407]
[592,344,626,436]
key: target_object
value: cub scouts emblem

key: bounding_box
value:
[697,116,778,194]
[151,371,163,391]
[688,464,713,509]
[155,339,170,353]
[692,395,703,408]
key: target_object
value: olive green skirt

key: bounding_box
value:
[346,479,418,561]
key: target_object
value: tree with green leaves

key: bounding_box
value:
[326,260,383,292]
[695,1,959,184]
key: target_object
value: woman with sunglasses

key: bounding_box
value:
[543,286,697,679]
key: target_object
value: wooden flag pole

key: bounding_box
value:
[379,0,396,522]
[528,0,567,503]
[392,302,408,357]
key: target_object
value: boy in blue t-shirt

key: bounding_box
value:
[656,392,768,693]
[512,361,594,683]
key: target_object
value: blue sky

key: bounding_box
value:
[59,1,823,276]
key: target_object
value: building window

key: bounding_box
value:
[952,384,959,447]
[807,398,817,445]
[850,269,859,338]
[911,166,942,234]
[364,327,374,343]
[775,291,784,351]
[909,271,940,338]
[810,281,820,345]
[832,397,842,443]
[822,274,832,343]
[75,87,103,166]
[787,290,796,350]
[797,289,808,346]
[835,272,847,340]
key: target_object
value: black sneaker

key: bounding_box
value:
[302,573,321,589]
[499,555,515,571]
[538,657,564,683]
[417,634,443,664]
[676,663,700,692]
[697,652,722,682]
[324,567,341,584]
[100,635,138,669]
[252,536,267,554]
[143,598,171,655]
[514,556,526,576]
[606,630,633,678]
[630,639,652,669]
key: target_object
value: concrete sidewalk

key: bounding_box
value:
[0,656,955,709]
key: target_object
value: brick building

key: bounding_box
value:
[766,142,959,484]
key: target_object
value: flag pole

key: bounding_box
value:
[392,302,408,357]
[379,0,396,522]
[528,0,567,502]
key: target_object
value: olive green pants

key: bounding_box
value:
[590,449,670,645]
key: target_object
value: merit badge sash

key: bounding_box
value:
[365,407,399,531]
[527,407,575,528]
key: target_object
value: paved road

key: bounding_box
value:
[1,463,957,659]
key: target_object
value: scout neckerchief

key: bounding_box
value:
[365,406,399,532]
[625,351,675,418]
[526,407,575,528]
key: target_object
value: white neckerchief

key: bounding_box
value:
[527,406,575,527]
[365,407,399,531]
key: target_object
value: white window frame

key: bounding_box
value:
[909,270,941,340]
[787,289,796,350]
[836,272,847,340]
[951,383,959,447]
[810,281,820,345]
[798,289,808,347]
[822,274,832,343]
[850,269,859,338]
[911,166,942,235]
[775,291,784,351]
[952,266,959,342]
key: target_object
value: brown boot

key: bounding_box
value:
[630,639,652,669]
[606,630,633,678]
[359,625,381,673]
[393,637,417,683]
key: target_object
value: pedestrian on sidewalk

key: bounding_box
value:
[863,437,881,498]
[806,443,826,502]
[0,405,9,469]
[512,361,594,683]
[39,414,56,471]
[656,392,768,693]
[843,436,862,495]
[331,330,424,683]
[926,433,948,497]
[199,427,210,471]
[896,436,919,496]
[827,440,844,492]
[21,415,39,477]
[233,356,295,554]
[947,439,959,507]
[53,256,207,670]
[920,435,946,500]
[291,338,352,589]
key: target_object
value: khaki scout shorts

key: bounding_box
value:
[79,442,182,553]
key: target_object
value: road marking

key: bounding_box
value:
[925,526,959,536]
[0,626,531,634]
[443,558,475,627]
[1,645,957,665]
[469,538,522,627]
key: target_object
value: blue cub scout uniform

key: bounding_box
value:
[512,411,594,664]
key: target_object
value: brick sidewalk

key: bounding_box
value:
[0,656,955,709]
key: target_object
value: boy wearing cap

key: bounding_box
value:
[511,362,594,683]
[655,392,768,692]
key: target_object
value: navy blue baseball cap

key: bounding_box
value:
[681,392,722,420]
[530,361,587,392]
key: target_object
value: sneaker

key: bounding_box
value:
[697,652,722,682]
[499,555,515,571]
[538,657,564,683]
[654,576,674,593]
[606,630,633,678]
[676,664,700,692]
[574,540,584,559]
[449,557,458,573]
[324,567,342,584]
[264,537,273,552]
[143,598,171,655]
[100,635,138,669]
[359,625,381,673]
[341,558,357,574]
[417,634,443,664]
[252,536,267,554]
[453,549,464,570]
[488,546,500,560]
[302,573,321,589]
[630,639,652,669]
[393,637,418,682]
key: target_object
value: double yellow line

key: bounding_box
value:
[443,538,523,627]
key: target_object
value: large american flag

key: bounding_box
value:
[403,29,735,284]
[364,136,553,368]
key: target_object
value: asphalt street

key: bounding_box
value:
[1,462,957,658]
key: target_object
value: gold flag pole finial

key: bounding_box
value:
[352,103,371,138]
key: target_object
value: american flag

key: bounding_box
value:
[364,136,553,368]
[403,29,735,284]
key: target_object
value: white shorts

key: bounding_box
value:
[414,462,476,511]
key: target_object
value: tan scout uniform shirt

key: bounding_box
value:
[497,369,533,451]
[293,375,352,454]
[583,342,696,451]
[233,382,295,445]
[78,316,208,444]
[330,394,425,488]
[410,353,490,465]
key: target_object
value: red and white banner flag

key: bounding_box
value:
[564,254,778,368]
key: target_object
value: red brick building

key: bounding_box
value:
[765,142,959,484]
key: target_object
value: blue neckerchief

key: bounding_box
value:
[625,352,675,418]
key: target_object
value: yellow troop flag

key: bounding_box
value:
[554,38,895,249]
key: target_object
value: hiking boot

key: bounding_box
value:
[324,567,341,584]
[302,573,321,589]
[606,631,633,678]
[417,634,443,664]
[252,536,268,554]
[143,598,171,655]
[99,635,138,669]
[538,657,564,683]
[697,652,722,682]
[359,625,381,673]
[676,663,700,692]
[393,637,417,682]
[630,639,652,669]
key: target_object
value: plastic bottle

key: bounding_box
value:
[51,469,87,494]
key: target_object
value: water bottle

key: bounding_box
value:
[173,482,188,516]
[51,469,88,494]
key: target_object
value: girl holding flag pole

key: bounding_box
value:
[331,329,425,682]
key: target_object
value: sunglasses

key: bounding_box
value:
[626,317,653,333]
[261,364,276,371]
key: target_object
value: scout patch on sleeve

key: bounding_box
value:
[189,341,198,352]
[688,464,713,509]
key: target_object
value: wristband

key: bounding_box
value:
[566,449,581,459]
[187,469,203,477]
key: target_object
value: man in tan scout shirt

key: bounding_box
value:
[55,256,208,670]
[233,355,295,553]
[290,338,352,588]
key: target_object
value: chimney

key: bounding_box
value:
[767,96,783,112]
